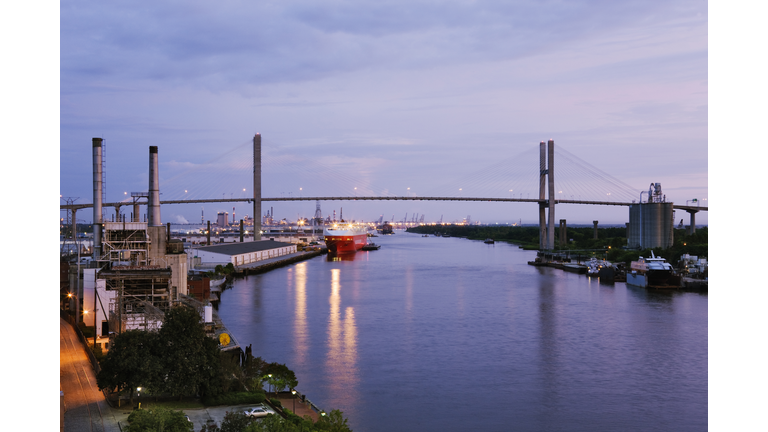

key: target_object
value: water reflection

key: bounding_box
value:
[327,253,359,262]
[326,269,359,398]
[537,275,560,425]
[293,263,308,366]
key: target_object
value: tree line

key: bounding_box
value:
[406,224,708,267]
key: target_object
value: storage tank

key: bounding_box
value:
[627,202,675,249]
[204,305,213,323]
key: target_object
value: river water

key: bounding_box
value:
[217,232,707,432]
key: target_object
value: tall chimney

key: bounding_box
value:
[547,139,555,250]
[92,138,103,260]
[253,134,262,241]
[148,146,161,226]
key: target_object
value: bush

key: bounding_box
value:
[202,390,266,407]
[269,398,282,408]
[91,343,105,362]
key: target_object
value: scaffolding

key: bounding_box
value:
[100,221,151,265]
[102,266,172,334]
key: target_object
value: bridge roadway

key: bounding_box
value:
[60,196,707,213]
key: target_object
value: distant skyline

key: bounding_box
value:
[59,0,707,225]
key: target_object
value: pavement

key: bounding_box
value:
[60,317,321,431]
[60,317,123,432]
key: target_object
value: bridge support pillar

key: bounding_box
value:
[539,141,547,249]
[253,134,262,241]
[240,219,244,242]
[593,221,598,239]
[207,221,211,245]
[686,210,698,234]
[559,219,567,247]
[547,139,555,250]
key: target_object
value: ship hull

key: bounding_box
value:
[324,234,367,253]
[626,271,680,289]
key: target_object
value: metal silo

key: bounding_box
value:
[627,183,675,249]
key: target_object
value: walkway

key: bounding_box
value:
[60,317,123,432]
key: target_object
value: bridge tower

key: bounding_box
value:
[547,139,555,250]
[538,140,556,250]
[538,141,547,249]
[253,133,262,241]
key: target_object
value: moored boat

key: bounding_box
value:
[587,258,601,276]
[626,252,680,289]
[324,222,368,253]
[562,263,588,274]
[484,238,494,244]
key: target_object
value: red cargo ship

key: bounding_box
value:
[323,222,368,253]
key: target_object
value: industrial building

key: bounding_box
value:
[626,183,675,249]
[191,240,297,268]
[73,142,190,350]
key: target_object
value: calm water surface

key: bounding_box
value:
[218,232,707,431]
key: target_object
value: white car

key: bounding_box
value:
[243,404,276,418]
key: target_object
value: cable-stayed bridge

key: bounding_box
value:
[61,136,706,249]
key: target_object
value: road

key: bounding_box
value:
[60,317,124,432]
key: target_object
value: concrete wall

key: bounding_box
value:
[83,271,115,336]
[166,253,188,297]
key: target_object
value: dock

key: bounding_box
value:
[234,249,327,276]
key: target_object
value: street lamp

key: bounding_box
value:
[291,389,296,412]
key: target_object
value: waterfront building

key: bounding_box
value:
[190,240,297,269]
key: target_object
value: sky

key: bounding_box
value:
[56,0,708,226]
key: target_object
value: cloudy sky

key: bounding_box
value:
[57,0,708,225]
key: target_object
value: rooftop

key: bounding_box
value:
[191,240,294,256]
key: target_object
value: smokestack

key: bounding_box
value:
[253,134,262,241]
[92,138,103,260]
[148,146,161,226]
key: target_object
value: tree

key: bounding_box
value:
[262,363,298,395]
[96,330,163,405]
[157,305,222,400]
[124,407,193,432]
[245,413,312,432]
[219,411,255,432]
[314,410,352,432]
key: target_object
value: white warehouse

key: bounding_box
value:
[190,240,297,268]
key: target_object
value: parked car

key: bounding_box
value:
[243,404,276,418]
